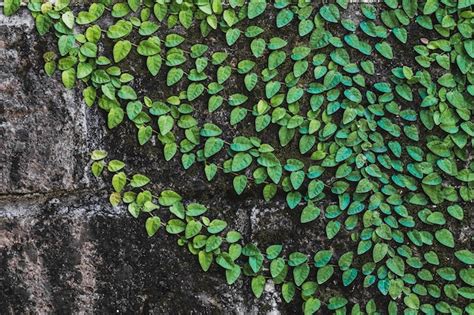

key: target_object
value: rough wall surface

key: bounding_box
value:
[0,10,304,314]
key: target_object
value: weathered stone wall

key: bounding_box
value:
[1,4,423,313]
[0,10,305,314]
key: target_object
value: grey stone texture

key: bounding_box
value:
[1,6,403,314]
[0,10,301,314]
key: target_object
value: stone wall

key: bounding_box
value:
[0,10,306,314]
[0,4,430,313]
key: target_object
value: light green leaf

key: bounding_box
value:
[435,228,455,248]
[3,0,21,16]
[130,174,150,188]
[317,265,334,284]
[113,40,132,63]
[233,175,248,195]
[300,202,321,223]
[248,0,266,19]
[145,216,161,237]
[251,275,266,298]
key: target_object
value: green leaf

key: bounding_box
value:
[251,275,266,298]
[91,150,108,161]
[308,180,324,199]
[137,37,161,56]
[186,203,207,217]
[112,172,127,192]
[139,21,159,36]
[232,153,252,172]
[185,220,202,239]
[304,297,321,314]
[248,0,266,19]
[204,137,224,158]
[187,83,205,101]
[226,231,241,243]
[455,250,474,265]
[320,4,340,23]
[386,256,405,277]
[91,161,104,177]
[208,95,224,112]
[427,140,451,157]
[118,85,137,100]
[110,192,121,207]
[447,205,464,220]
[290,170,305,190]
[205,235,222,252]
[61,11,75,29]
[458,0,472,9]
[244,73,258,91]
[299,20,314,36]
[288,252,308,267]
[62,68,76,89]
[404,293,420,310]
[138,125,152,145]
[107,20,133,39]
[338,251,354,271]
[375,42,393,59]
[276,9,294,28]
[208,219,227,234]
[233,175,247,195]
[146,55,162,76]
[356,178,373,193]
[164,143,177,161]
[226,28,241,46]
[77,62,93,79]
[165,34,184,47]
[287,87,304,103]
[35,14,53,36]
[130,174,150,188]
[265,81,281,98]
[435,228,455,248]
[198,251,213,272]
[373,243,388,263]
[145,216,161,237]
[79,42,97,58]
[226,265,241,285]
[342,268,357,286]
[317,265,334,284]
[314,250,332,267]
[281,282,295,303]
[166,219,185,234]
[270,257,285,278]
[286,191,301,209]
[230,107,247,125]
[179,9,193,29]
[167,68,184,86]
[3,0,21,16]
[266,245,283,260]
[344,87,362,103]
[107,107,124,129]
[402,0,417,18]
[300,202,321,223]
[113,40,132,63]
[205,163,217,181]
[293,263,310,286]
[158,115,174,135]
[268,51,286,70]
[159,190,182,206]
[335,146,352,162]
[228,94,248,106]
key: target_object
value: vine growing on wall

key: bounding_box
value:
[4,0,474,313]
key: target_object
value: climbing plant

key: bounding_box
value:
[4,0,474,313]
